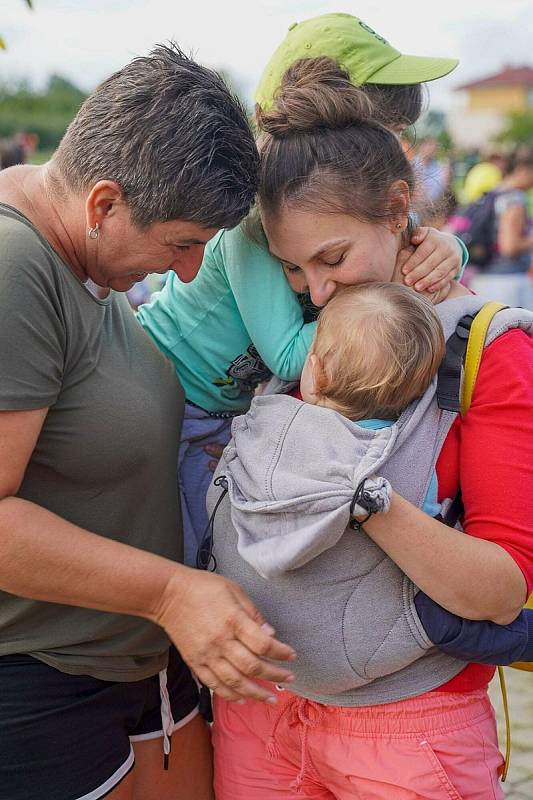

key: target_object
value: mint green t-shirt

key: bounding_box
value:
[137,225,317,413]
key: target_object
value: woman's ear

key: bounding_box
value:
[387,179,410,234]
[85,180,124,231]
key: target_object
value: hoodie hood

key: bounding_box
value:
[223,394,394,578]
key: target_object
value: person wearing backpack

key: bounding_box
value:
[462,149,507,204]
[208,59,533,800]
[466,150,533,306]
[212,283,533,797]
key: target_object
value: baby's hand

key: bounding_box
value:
[205,442,225,472]
[399,227,462,296]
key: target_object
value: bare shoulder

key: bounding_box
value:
[0,164,45,218]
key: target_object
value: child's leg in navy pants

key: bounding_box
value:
[415,591,533,664]
[178,404,233,566]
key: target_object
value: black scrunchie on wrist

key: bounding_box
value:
[349,478,380,531]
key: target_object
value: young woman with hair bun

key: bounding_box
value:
[209,56,533,800]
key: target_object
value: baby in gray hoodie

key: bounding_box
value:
[211,283,533,698]
[224,281,446,575]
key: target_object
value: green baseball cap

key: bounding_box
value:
[255,13,459,111]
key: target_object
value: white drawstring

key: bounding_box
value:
[158,668,175,770]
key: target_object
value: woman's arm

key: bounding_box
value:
[0,408,295,702]
[362,494,526,625]
[498,203,533,257]
[360,330,533,625]
[221,225,316,381]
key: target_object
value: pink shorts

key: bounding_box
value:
[213,685,504,799]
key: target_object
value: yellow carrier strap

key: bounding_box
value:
[461,301,506,416]
[497,667,511,782]
[461,301,509,779]
[509,590,533,671]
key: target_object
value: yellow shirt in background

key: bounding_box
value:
[463,162,502,203]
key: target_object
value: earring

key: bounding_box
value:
[88,223,99,240]
[396,222,403,230]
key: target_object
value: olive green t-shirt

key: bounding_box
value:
[0,204,184,681]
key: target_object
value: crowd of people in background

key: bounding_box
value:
[457,147,533,306]
[400,138,533,308]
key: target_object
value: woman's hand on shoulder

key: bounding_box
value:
[395,227,462,298]
[153,566,296,703]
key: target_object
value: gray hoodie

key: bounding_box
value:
[209,296,533,706]
[224,395,393,579]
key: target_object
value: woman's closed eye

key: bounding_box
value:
[281,261,302,274]
[323,253,346,268]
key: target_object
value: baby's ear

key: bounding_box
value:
[308,353,321,396]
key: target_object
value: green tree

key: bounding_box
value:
[495,111,533,147]
[0,74,87,150]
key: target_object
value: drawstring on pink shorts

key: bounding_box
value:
[266,694,326,793]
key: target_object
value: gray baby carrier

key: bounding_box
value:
[204,296,533,706]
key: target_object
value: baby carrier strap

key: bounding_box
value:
[436,300,507,416]
[436,314,474,414]
[436,301,506,527]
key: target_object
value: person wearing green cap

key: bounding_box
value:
[209,54,523,800]
[138,13,467,568]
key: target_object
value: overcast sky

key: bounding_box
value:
[2,0,532,111]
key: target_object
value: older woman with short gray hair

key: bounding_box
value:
[0,44,294,800]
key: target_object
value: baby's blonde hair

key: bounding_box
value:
[313,283,445,421]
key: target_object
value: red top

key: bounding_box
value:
[293,328,533,692]
[435,329,533,691]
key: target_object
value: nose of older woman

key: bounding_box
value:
[170,245,206,283]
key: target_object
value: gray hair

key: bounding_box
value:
[54,43,259,229]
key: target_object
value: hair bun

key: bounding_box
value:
[255,57,375,137]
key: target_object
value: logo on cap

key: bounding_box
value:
[358,21,389,46]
